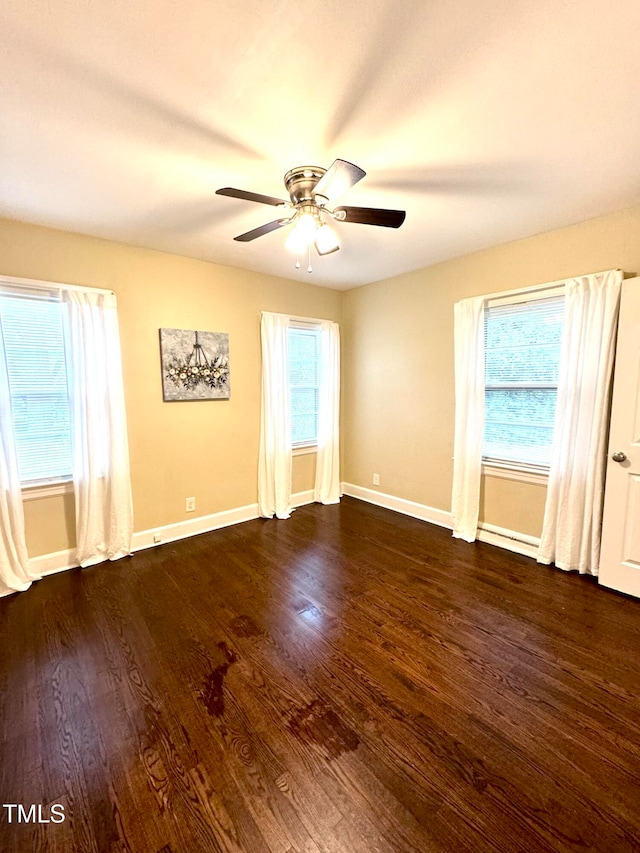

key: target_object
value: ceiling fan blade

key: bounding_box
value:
[216,187,287,206]
[233,218,292,242]
[313,159,366,204]
[334,206,406,228]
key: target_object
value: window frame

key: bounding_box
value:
[482,285,564,482]
[22,479,74,501]
[0,277,75,494]
[288,320,321,452]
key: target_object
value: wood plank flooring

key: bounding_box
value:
[2,496,640,852]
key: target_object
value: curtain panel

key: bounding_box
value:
[258,312,293,519]
[0,321,38,597]
[451,296,486,541]
[314,320,341,505]
[538,269,622,574]
[62,288,134,567]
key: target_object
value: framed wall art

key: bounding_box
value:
[159,328,230,401]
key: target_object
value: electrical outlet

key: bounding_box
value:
[153,533,162,544]
[186,496,195,512]
[373,473,380,486]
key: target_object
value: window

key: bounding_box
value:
[288,325,320,447]
[0,287,72,485]
[483,294,564,470]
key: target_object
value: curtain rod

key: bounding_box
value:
[0,273,115,296]
[261,310,336,325]
[473,268,621,305]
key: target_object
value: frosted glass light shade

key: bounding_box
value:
[314,223,340,255]
[285,213,316,253]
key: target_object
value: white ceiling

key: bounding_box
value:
[1,0,640,290]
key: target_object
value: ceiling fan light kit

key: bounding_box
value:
[216,159,406,272]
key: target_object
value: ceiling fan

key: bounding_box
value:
[216,159,406,269]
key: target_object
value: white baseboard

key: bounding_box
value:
[28,487,538,578]
[29,489,318,577]
[341,481,539,560]
[131,502,260,551]
[341,482,452,529]
[32,549,78,577]
[132,487,317,550]
[476,522,540,559]
[291,489,315,508]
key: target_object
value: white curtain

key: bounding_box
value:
[451,296,486,541]
[62,289,133,567]
[314,320,341,504]
[538,269,622,574]
[258,312,292,519]
[0,322,38,596]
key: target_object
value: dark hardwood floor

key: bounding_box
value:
[2,496,640,852]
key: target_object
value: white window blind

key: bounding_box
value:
[288,326,320,446]
[483,295,564,468]
[0,289,73,484]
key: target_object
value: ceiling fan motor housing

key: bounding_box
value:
[284,166,327,206]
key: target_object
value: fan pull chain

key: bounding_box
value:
[307,242,312,273]
[295,255,300,269]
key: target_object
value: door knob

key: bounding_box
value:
[612,451,627,463]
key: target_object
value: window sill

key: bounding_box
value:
[482,462,548,486]
[22,479,73,501]
[292,444,317,457]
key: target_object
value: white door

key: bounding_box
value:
[599,277,640,597]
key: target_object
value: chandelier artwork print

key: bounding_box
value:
[159,328,230,401]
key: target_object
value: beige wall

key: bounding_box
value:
[342,204,640,537]
[5,203,640,558]
[0,217,340,556]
